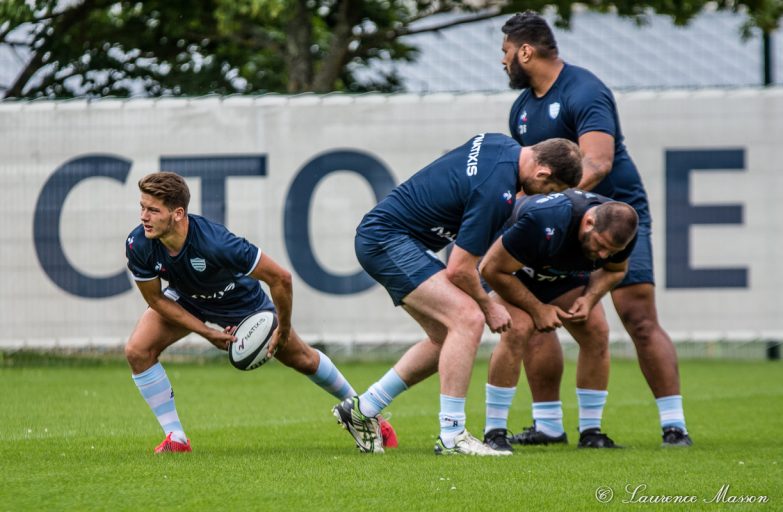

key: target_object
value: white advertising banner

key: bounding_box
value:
[0,89,781,347]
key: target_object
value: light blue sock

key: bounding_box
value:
[132,362,186,442]
[439,394,466,447]
[485,384,516,433]
[577,388,608,432]
[358,368,408,417]
[307,350,356,400]
[532,401,564,436]
[656,395,687,433]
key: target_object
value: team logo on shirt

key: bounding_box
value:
[545,227,555,240]
[190,257,207,272]
[503,190,514,204]
[518,110,528,136]
[548,102,561,119]
[126,236,134,250]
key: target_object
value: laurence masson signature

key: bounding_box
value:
[595,484,770,504]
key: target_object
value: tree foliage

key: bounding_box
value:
[1,0,779,99]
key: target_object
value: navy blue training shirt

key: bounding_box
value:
[502,189,635,282]
[126,214,270,317]
[362,133,521,256]
[508,63,650,223]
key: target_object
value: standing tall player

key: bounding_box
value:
[332,134,582,455]
[495,11,691,446]
[125,172,396,453]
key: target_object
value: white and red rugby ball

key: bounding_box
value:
[228,311,278,371]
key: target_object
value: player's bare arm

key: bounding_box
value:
[577,131,615,191]
[445,245,511,333]
[480,239,570,332]
[135,278,235,350]
[250,253,293,353]
[569,260,629,322]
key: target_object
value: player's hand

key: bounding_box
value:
[204,327,236,351]
[532,304,571,332]
[484,302,512,333]
[567,297,594,323]
[267,326,290,357]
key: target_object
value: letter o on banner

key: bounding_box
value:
[284,150,396,294]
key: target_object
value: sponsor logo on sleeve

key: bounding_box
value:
[465,133,485,177]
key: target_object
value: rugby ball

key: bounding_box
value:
[228,311,278,371]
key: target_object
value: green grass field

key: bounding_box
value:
[1,357,781,511]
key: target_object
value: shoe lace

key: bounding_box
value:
[460,434,480,450]
[352,412,379,445]
[487,429,509,443]
[516,425,536,439]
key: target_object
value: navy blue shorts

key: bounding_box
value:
[516,274,588,304]
[163,287,275,327]
[617,223,654,288]
[355,227,445,306]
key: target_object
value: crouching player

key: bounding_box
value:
[480,190,637,451]
[125,172,396,453]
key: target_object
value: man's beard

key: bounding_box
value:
[519,176,542,196]
[149,215,176,239]
[508,56,532,90]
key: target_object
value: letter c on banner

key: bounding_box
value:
[284,150,396,294]
[34,155,133,298]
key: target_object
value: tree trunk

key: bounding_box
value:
[4,49,44,99]
[312,0,359,92]
[285,0,313,93]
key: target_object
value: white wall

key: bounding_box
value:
[0,89,780,348]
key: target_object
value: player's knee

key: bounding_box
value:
[124,343,155,372]
[582,338,609,359]
[590,323,610,348]
[511,318,536,341]
[622,315,658,346]
[503,323,535,357]
[500,336,524,360]
[452,303,485,338]
[293,348,319,374]
[276,339,317,373]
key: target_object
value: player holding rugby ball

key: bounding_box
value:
[125,172,396,453]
